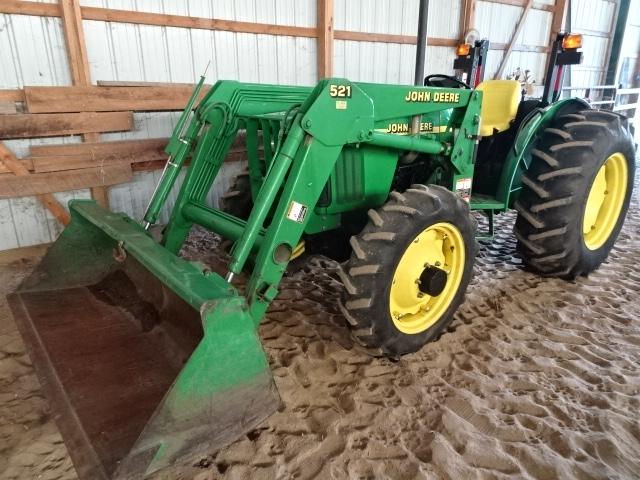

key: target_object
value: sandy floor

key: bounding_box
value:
[1,177,639,479]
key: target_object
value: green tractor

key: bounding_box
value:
[8,33,635,479]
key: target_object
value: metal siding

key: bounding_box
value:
[0,1,315,250]
[334,0,461,83]
[476,1,552,82]
[0,14,71,87]
[0,12,92,250]
[571,0,617,86]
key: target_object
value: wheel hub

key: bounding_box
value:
[582,152,628,251]
[389,222,466,335]
[418,266,448,296]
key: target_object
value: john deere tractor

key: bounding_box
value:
[8,33,635,479]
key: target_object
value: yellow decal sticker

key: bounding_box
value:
[336,100,347,110]
[405,90,460,103]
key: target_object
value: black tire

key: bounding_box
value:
[338,185,477,358]
[220,170,252,219]
[514,109,636,278]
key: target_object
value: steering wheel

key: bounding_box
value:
[424,74,471,89]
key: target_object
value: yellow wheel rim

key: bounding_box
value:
[583,152,628,251]
[389,222,465,335]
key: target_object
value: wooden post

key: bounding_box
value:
[60,0,91,85]
[460,0,477,41]
[317,0,334,79]
[60,0,109,208]
[0,143,70,225]
[549,0,568,40]
[494,0,534,79]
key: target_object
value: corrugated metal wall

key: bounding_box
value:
[621,0,640,76]
[571,0,618,86]
[0,4,90,250]
[476,0,553,86]
[0,0,625,250]
[334,0,462,84]
[0,0,317,250]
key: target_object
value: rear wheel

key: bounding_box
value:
[338,185,477,358]
[514,109,636,278]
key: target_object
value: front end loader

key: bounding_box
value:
[9,78,483,479]
[8,33,635,480]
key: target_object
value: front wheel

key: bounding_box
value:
[338,185,477,358]
[515,109,636,278]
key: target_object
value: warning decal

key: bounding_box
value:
[286,201,308,223]
[455,178,472,202]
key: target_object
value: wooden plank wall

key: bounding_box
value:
[0,112,132,138]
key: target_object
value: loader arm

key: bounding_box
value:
[149,79,483,324]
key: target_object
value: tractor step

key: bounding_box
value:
[470,194,505,210]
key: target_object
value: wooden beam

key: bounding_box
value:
[423,37,459,48]
[0,164,133,198]
[494,0,534,79]
[0,1,460,48]
[317,0,334,79]
[0,102,18,114]
[30,138,169,173]
[96,80,195,87]
[334,31,457,46]
[81,6,316,38]
[60,0,91,85]
[0,143,70,225]
[29,138,168,159]
[0,90,25,103]
[0,0,60,17]
[550,0,568,39]
[490,43,549,53]
[335,30,414,44]
[460,0,477,40]
[29,136,250,173]
[480,0,554,12]
[0,158,32,174]
[0,112,132,139]
[60,0,110,207]
[24,86,210,113]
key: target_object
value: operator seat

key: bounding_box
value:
[476,80,521,136]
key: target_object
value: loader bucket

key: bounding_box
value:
[7,200,279,480]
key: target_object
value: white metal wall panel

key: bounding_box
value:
[0,13,71,88]
[620,0,639,82]
[571,0,617,87]
[476,1,552,83]
[79,0,316,245]
[81,0,316,84]
[0,136,91,251]
[333,0,461,83]
[0,11,93,251]
[0,1,315,251]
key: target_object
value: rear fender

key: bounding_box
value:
[495,97,591,210]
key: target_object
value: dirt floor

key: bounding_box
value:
[1,177,639,480]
